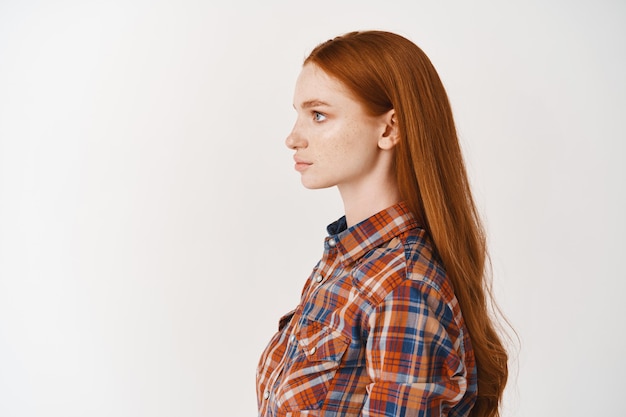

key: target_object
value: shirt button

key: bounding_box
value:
[289,335,296,344]
[328,238,336,247]
[263,390,270,400]
[315,275,323,283]
[310,347,317,355]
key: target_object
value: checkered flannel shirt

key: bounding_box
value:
[257,202,477,416]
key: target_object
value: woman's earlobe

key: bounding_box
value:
[379,135,400,150]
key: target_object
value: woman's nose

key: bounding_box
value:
[285,123,307,150]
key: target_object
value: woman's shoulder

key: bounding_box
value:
[350,227,447,305]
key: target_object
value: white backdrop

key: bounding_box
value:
[1,1,624,416]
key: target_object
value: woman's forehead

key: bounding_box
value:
[293,64,357,109]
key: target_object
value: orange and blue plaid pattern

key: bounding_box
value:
[257,203,477,416]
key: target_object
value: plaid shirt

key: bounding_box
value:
[257,203,477,416]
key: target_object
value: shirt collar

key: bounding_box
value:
[325,202,419,265]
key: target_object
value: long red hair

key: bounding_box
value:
[305,31,508,417]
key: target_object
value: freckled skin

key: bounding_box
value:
[285,64,400,225]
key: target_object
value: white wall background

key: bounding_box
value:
[1,1,624,416]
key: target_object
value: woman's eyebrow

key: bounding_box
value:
[294,99,332,109]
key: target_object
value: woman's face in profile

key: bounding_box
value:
[285,64,391,192]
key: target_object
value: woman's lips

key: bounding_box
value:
[293,156,312,172]
[295,163,311,172]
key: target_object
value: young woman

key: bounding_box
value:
[257,31,508,417]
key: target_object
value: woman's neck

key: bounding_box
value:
[338,179,401,228]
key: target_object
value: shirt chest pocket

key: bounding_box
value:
[275,320,350,412]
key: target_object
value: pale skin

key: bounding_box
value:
[285,63,402,227]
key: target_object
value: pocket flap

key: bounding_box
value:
[297,321,349,363]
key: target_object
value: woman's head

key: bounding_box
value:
[286,62,399,195]
[303,31,509,417]
[304,31,459,227]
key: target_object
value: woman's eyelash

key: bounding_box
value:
[313,111,327,122]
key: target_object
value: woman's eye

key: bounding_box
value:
[313,111,327,122]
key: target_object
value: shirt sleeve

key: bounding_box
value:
[361,281,470,417]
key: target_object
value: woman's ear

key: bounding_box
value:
[378,109,400,150]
